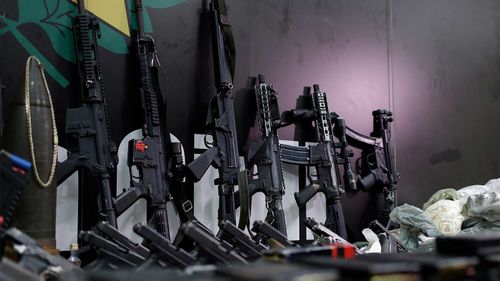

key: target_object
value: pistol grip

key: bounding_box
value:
[294,184,319,208]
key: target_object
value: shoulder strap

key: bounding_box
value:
[214,0,236,80]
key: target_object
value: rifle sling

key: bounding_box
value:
[237,170,250,230]
[171,182,195,223]
[215,0,236,79]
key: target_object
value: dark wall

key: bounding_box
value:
[391,0,500,206]
[1,0,498,233]
[243,0,500,208]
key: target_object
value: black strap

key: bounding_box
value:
[237,170,250,230]
[170,181,195,223]
[214,0,236,80]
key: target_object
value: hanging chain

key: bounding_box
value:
[24,56,59,189]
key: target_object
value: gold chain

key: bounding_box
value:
[24,56,58,189]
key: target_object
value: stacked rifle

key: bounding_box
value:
[4,0,498,280]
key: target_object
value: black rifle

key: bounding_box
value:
[182,0,240,224]
[55,0,118,227]
[364,110,398,225]
[337,110,398,226]
[113,0,172,239]
[235,74,287,235]
[280,85,348,239]
[133,223,197,268]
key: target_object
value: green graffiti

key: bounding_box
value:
[0,0,186,87]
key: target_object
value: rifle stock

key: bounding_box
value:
[294,184,320,208]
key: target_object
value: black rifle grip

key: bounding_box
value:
[114,185,143,215]
[294,184,319,208]
[357,170,380,191]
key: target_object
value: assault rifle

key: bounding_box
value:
[113,0,173,238]
[361,110,398,225]
[235,74,287,235]
[182,0,240,224]
[55,0,118,227]
[280,85,348,239]
[332,110,398,226]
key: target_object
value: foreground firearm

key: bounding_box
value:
[236,75,287,234]
[251,220,295,248]
[280,85,347,239]
[134,223,197,268]
[304,217,362,254]
[80,230,146,268]
[113,0,172,238]
[2,228,81,277]
[0,151,31,232]
[179,221,247,264]
[217,220,268,260]
[183,0,240,224]
[0,150,31,259]
[55,0,118,227]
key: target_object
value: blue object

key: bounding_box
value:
[1,150,32,171]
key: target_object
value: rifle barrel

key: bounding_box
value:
[135,0,145,36]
